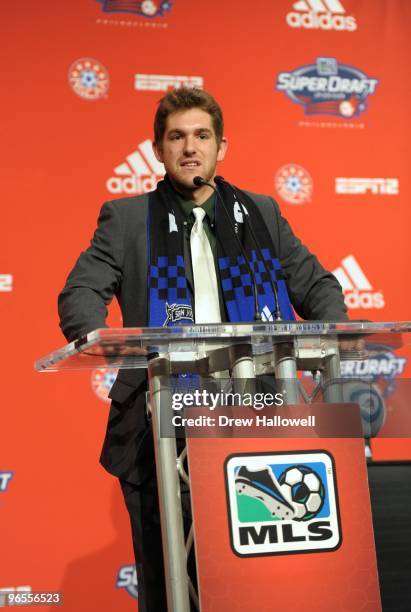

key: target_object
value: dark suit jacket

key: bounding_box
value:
[58,188,347,484]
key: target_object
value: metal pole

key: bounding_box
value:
[149,370,191,612]
[320,337,343,404]
[230,344,256,397]
[272,340,300,404]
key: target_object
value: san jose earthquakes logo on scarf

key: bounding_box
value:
[164,303,193,326]
[147,177,295,327]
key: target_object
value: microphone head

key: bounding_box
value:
[214,175,225,184]
[193,176,206,187]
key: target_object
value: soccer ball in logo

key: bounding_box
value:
[279,465,325,521]
[141,0,158,15]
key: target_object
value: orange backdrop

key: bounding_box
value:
[1,0,410,608]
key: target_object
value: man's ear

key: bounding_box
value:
[217,137,228,162]
[153,141,163,163]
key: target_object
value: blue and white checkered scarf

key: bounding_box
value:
[147,177,295,327]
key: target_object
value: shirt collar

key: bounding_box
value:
[175,192,216,224]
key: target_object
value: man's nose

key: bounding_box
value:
[183,135,196,154]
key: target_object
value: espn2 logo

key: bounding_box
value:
[135,74,203,91]
[336,178,399,195]
[333,255,384,309]
[225,451,341,557]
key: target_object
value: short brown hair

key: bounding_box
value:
[154,88,224,145]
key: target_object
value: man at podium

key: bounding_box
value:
[58,88,347,611]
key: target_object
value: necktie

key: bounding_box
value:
[190,207,221,324]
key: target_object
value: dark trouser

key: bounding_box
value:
[120,456,196,612]
[120,474,167,612]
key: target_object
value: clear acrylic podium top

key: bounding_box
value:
[35,321,411,372]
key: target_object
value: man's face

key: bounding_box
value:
[153,108,227,198]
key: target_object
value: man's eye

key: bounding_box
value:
[170,133,182,140]
[199,133,209,139]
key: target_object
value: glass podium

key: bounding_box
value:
[35,321,411,612]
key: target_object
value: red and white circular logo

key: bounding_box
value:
[91,368,118,402]
[68,58,109,101]
[274,164,313,205]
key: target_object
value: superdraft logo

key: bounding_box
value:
[286,0,357,32]
[225,451,341,556]
[107,139,165,195]
[333,255,385,309]
[276,57,379,119]
[116,565,138,600]
[97,0,172,17]
[341,344,407,381]
[340,342,408,437]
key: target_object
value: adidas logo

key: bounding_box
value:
[106,139,165,195]
[333,255,384,309]
[261,305,274,322]
[286,0,357,32]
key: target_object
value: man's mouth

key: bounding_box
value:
[180,160,201,169]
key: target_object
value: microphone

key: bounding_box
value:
[193,176,261,321]
[193,176,207,187]
[214,176,282,321]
